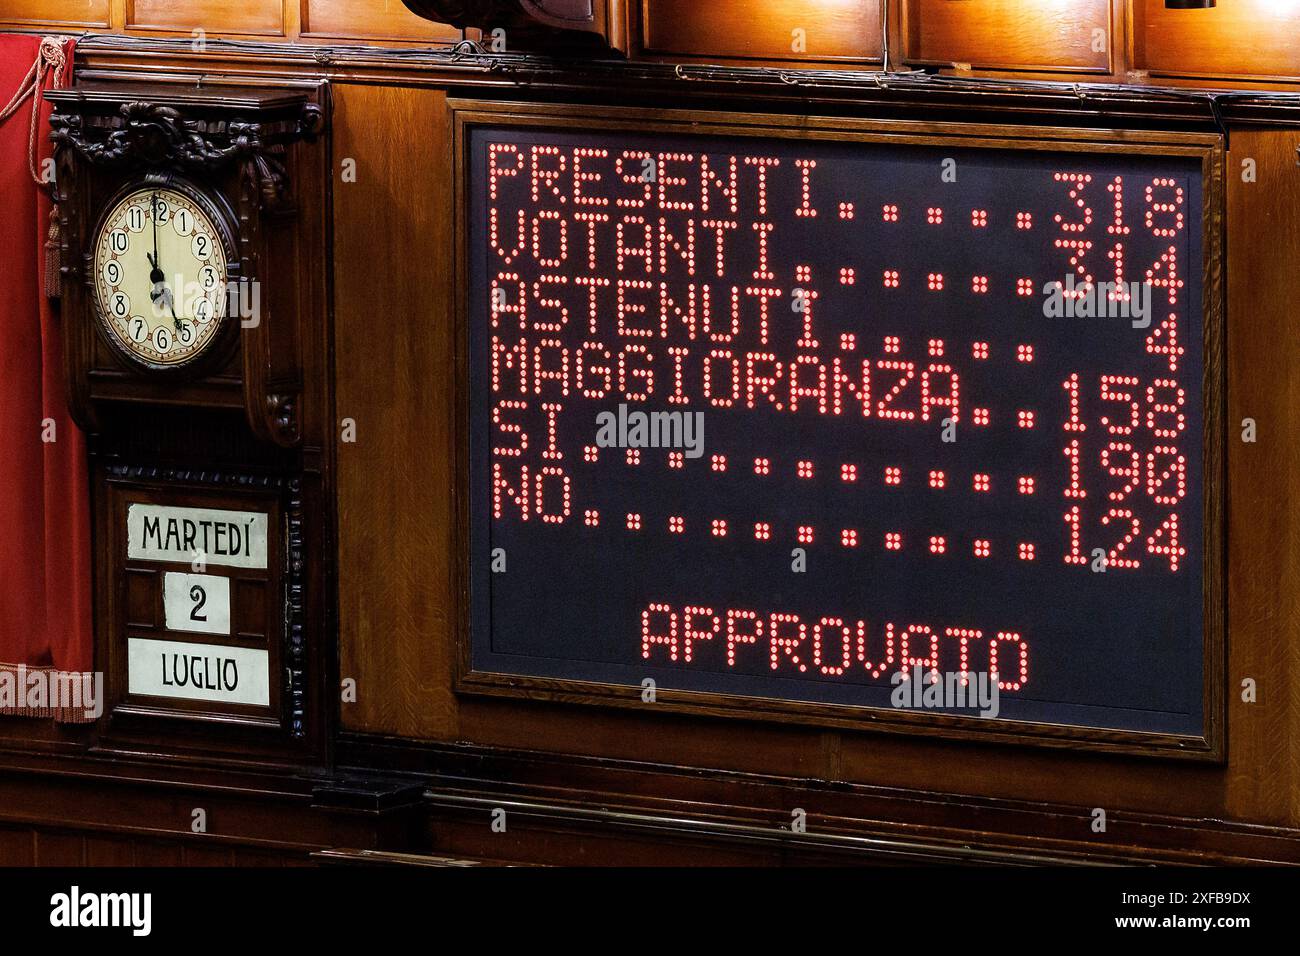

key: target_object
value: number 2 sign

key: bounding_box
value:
[163,572,232,636]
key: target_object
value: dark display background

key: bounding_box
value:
[468,124,1205,735]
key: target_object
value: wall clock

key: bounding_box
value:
[91,178,237,372]
[47,82,326,447]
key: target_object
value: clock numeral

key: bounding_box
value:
[199,266,218,291]
[194,298,212,324]
[173,208,193,236]
[109,229,129,255]
[129,317,148,344]
[126,205,145,233]
[177,322,194,346]
[110,292,130,318]
[152,198,170,224]
[153,326,172,353]
[102,260,122,286]
[191,234,210,260]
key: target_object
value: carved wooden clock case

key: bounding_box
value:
[47,81,333,766]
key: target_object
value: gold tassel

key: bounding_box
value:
[44,204,60,299]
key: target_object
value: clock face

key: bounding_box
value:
[92,184,231,368]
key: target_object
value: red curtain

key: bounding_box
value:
[0,34,93,720]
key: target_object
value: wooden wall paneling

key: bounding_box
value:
[33,831,84,865]
[902,0,1115,74]
[301,0,462,43]
[131,841,185,865]
[834,733,1232,827]
[328,731,1300,862]
[0,825,318,865]
[127,0,286,37]
[0,0,111,28]
[0,749,423,861]
[0,0,464,45]
[1223,127,1300,827]
[637,0,884,65]
[457,700,839,780]
[446,636,1238,827]
[84,835,138,864]
[0,828,35,865]
[450,693,1243,833]
[233,847,291,864]
[333,83,459,738]
[181,844,237,864]
[426,810,805,866]
[4,0,1295,82]
[0,0,1293,83]
[1134,0,1300,83]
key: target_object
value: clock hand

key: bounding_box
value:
[146,251,167,309]
[148,194,169,295]
[149,195,183,332]
[144,250,182,330]
[151,191,159,266]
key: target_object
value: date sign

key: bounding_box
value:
[109,490,281,720]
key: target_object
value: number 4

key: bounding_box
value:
[1146,513,1184,572]
[1145,312,1184,373]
